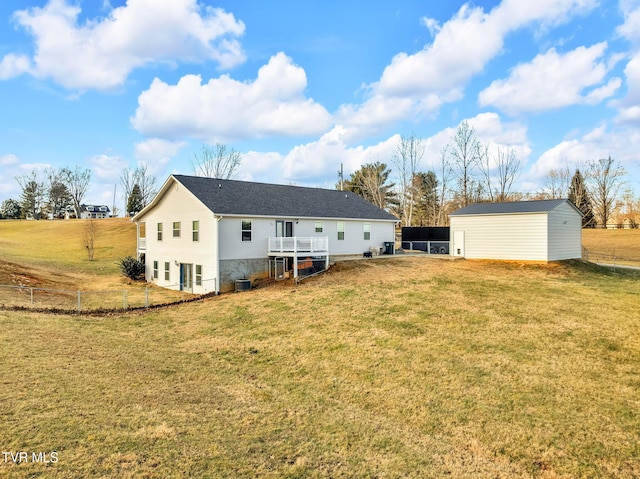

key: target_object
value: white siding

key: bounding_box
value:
[218,216,395,260]
[450,212,549,261]
[547,203,582,260]
[137,182,219,294]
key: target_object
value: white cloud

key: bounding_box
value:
[87,154,130,181]
[131,52,332,142]
[235,126,398,187]
[337,0,597,138]
[4,0,245,90]
[613,53,640,123]
[0,154,20,167]
[237,113,531,191]
[134,139,187,176]
[527,123,640,184]
[479,43,620,114]
[617,0,640,44]
[0,54,31,80]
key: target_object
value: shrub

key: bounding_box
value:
[119,256,145,281]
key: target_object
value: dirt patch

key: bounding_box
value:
[0,259,77,289]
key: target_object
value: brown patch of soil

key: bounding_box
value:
[0,259,77,289]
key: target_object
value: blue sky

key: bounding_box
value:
[1,0,639,213]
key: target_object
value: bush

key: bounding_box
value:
[119,256,145,281]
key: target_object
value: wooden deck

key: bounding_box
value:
[268,236,329,256]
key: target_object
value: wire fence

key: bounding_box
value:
[582,247,640,270]
[0,278,217,313]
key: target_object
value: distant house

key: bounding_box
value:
[131,175,398,294]
[65,204,111,219]
[449,199,582,262]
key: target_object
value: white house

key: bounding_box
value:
[449,199,583,262]
[65,204,111,219]
[131,175,398,293]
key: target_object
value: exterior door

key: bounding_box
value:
[180,263,193,292]
[276,220,294,237]
[452,231,465,257]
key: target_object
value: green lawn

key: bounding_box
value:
[1,257,639,478]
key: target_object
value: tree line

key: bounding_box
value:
[1,144,241,220]
[1,165,160,220]
[340,122,634,228]
[2,132,635,228]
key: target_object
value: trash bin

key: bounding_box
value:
[383,241,395,255]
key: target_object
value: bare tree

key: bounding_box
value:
[446,121,483,207]
[120,164,157,215]
[588,156,626,228]
[61,166,91,219]
[82,219,96,261]
[392,133,424,226]
[192,143,242,179]
[539,166,571,199]
[480,146,521,202]
[134,164,157,208]
[437,148,453,226]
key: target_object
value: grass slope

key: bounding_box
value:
[1,255,639,478]
[582,229,640,264]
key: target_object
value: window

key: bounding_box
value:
[192,220,199,242]
[173,221,181,237]
[364,223,371,240]
[164,262,170,281]
[315,221,323,233]
[157,222,163,241]
[195,265,202,286]
[242,219,252,242]
[153,261,158,279]
[337,222,345,240]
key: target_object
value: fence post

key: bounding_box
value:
[123,290,128,310]
[77,291,81,313]
[30,288,34,305]
[145,287,149,308]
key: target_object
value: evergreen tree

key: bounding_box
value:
[412,171,439,226]
[568,169,595,228]
[48,180,72,218]
[1,199,22,219]
[126,184,144,216]
[341,162,398,211]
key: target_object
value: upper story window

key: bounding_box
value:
[157,222,163,241]
[242,220,252,242]
[173,221,181,237]
[364,223,371,240]
[192,220,199,242]
[337,222,345,241]
[315,221,323,233]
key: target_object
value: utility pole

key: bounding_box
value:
[338,163,344,190]
[112,183,117,218]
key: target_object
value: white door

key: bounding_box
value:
[452,231,465,257]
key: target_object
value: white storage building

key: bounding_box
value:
[449,199,583,262]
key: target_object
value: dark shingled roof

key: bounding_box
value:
[173,175,398,221]
[450,199,576,216]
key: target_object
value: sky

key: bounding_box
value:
[1,0,640,214]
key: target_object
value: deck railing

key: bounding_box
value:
[137,237,147,250]
[268,236,329,254]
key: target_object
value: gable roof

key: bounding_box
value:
[135,175,398,221]
[450,199,581,217]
